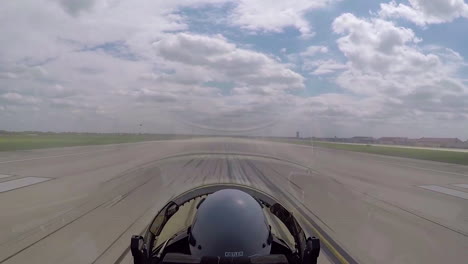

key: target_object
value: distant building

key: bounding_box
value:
[350,136,375,144]
[296,131,300,138]
[378,137,409,145]
[415,138,462,148]
[312,136,467,149]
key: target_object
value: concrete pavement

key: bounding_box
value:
[0,138,466,263]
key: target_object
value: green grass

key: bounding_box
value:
[267,139,468,165]
[0,133,193,152]
[2,134,467,165]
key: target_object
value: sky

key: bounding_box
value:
[1,0,467,139]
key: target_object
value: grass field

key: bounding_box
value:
[271,139,468,165]
[2,134,467,165]
[0,133,193,152]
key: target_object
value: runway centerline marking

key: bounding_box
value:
[452,183,468,189]
[419,185,468,200]
[0,177,51,193]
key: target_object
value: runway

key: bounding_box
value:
[0,138,466,263]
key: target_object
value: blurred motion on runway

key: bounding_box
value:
[0,138,467,264]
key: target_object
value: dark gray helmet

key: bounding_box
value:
[189,189,272,257]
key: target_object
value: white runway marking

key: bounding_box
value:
[419,185,468,200]
[452,184,468,189]
[0,177,51,193]
[0,174,12,179]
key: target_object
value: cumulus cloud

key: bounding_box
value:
[230,0,340,37]
[134,32,305,130]
[332,13,468,122]
[379,0,468,26]
[332,13,433,77]
[1,0,467,138]
[153,33,305,92]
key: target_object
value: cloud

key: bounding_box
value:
[331,13,468,121]
[300,45,329,57]
[1,0,467,138]
[2,0,313,133]
[153,33,305,92]
[309,60,347,75]
[0,93,42,105]
[230,0,339,37]
[332,13,433,77]
[139,32,306,130]
[57,0,96,16]
[379,0,468,26]
[0,1,188,65]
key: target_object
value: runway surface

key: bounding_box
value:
[0,138,466,264]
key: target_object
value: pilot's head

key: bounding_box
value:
[189,189,272,257]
